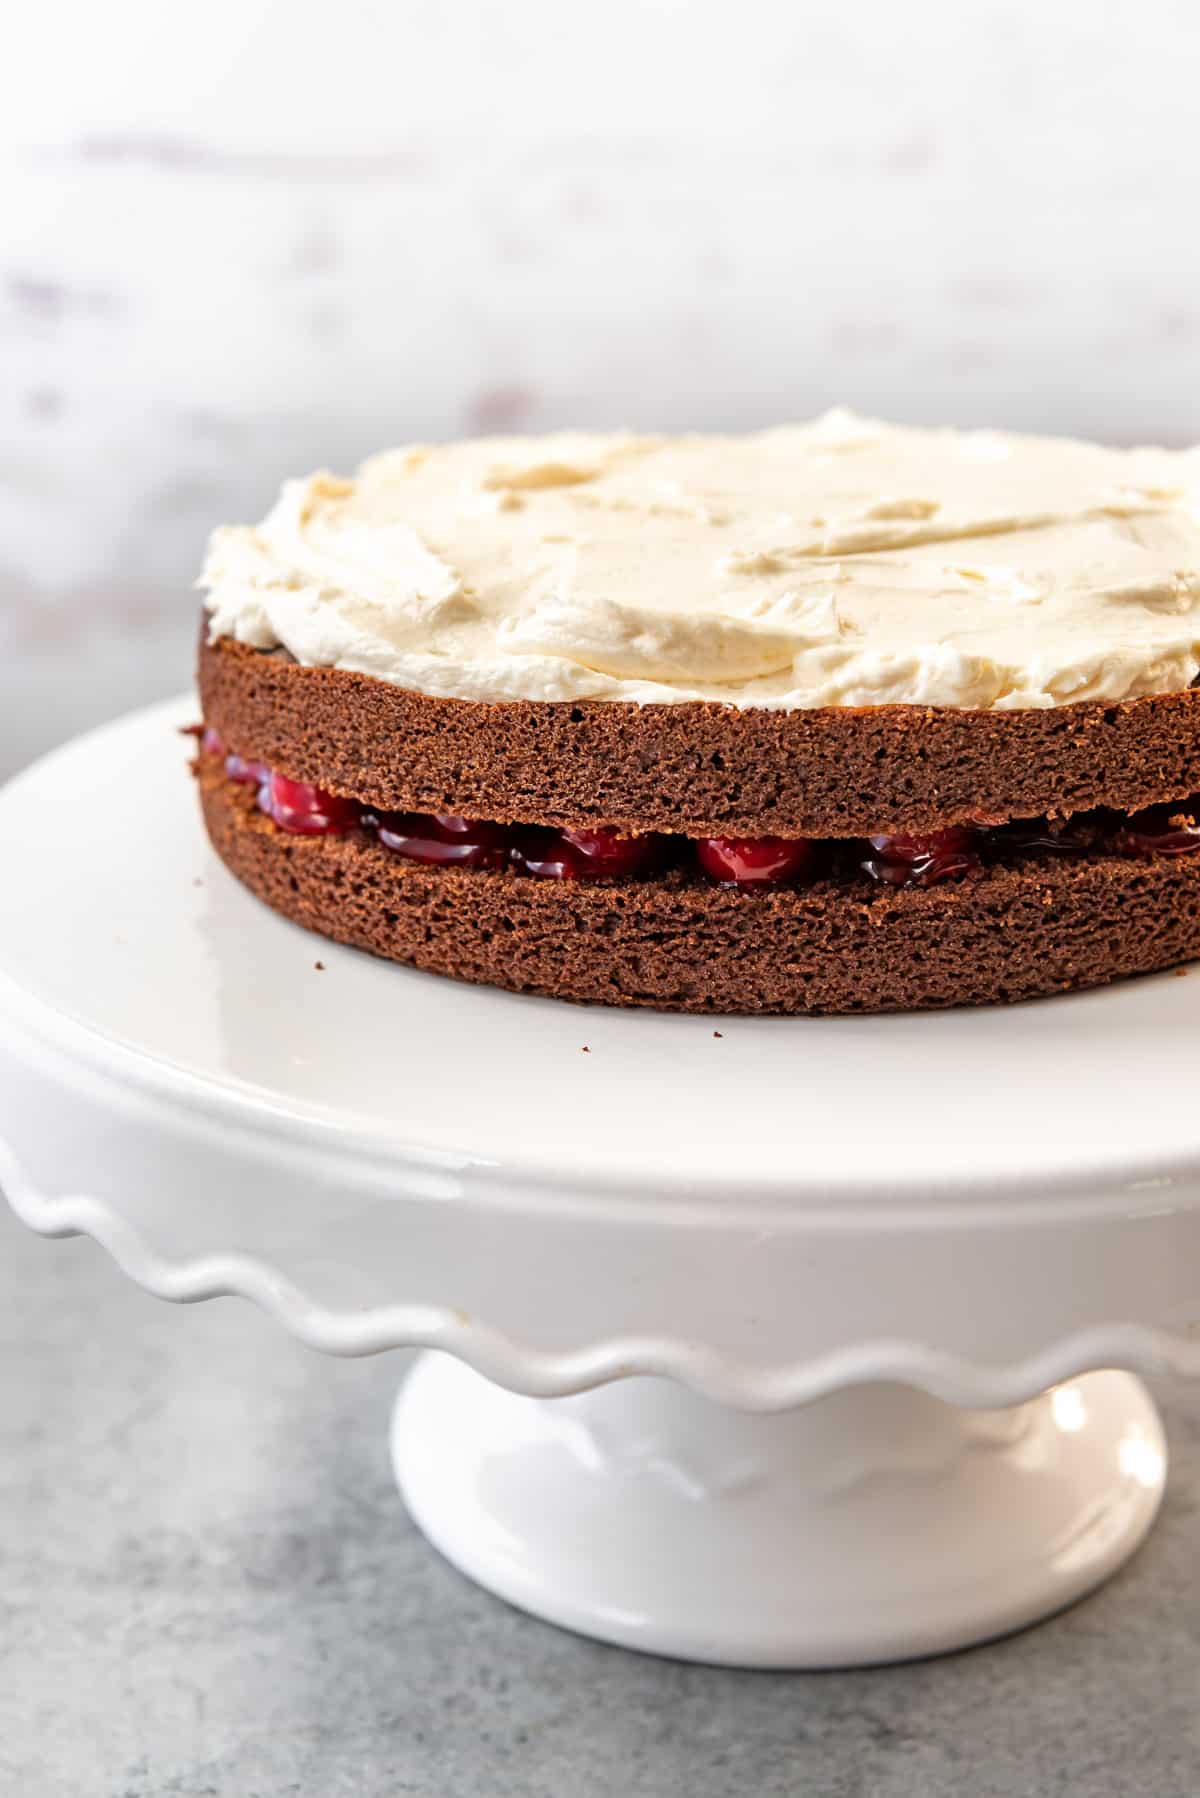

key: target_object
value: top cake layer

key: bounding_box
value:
[201,410,1200,712]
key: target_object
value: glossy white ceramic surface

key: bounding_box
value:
[0,701,1196,1664]
[395,1359,1165,1667]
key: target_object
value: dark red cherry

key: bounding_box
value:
[509,827,590,879]
[560,826,668,877]
[863,826,981,887]
[376,811,510,868]
[1114,800,1200,858]
[508,825,666,880]
[696,835,816,888]
[866,826,977,864]
[259,771,360,835]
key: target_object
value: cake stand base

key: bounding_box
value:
[393,1357,1166,1668]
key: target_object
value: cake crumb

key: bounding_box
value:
[713,1030,723,1038]
[314,960,326,971]
[581,1044,590,1053]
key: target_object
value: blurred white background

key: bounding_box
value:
[3,0,1198,774]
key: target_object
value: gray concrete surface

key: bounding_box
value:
[3,1197,1199,1798]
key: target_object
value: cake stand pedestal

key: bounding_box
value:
[2,700,1199,1668]
[394,1361,1162,1666]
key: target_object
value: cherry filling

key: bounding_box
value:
[508,827,589,880]
[259,771,360,835]
[985,818,1094,858]
[199,731,1200,890]
[1113,801,1200,858]
[504,825,666,879]
[558,826,669,877]
[861,827,982,889]
[696,835,816,888]
[226,751,270,788]
[373,812,511,869]
[200,730,271,792]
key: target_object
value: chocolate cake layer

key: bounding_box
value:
[198,759,1200,1016]
[200,632,1200,839]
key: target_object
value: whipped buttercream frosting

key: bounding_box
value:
[201,411,1200,710]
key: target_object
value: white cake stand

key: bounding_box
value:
[4,700,1200,1668]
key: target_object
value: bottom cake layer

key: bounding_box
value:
[198,764,1200,1015]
